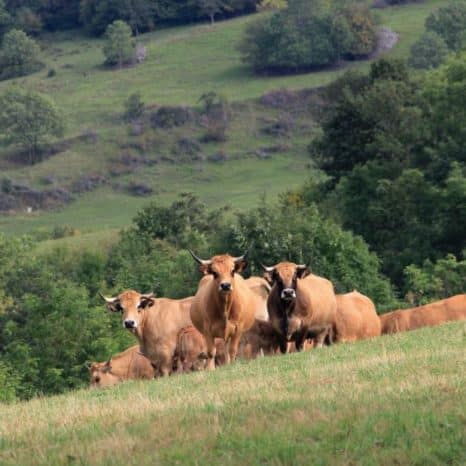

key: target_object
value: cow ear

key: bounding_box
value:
[234,259,248,273]
[199,263,210,275]
[263,271,274,285]
[103,360,112,373]
[296,266,310,279]
[139,297,155,309]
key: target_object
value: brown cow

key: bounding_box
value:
[100,290,193,376]
[89,345,155,388]
[380,294,466,334]
[173,326,228,372]
[238,319,283,359]
[263,262,337,353]
[334,291,381,342]
[189,251,258,370]
[244,277,271,321]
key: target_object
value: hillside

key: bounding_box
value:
[0,0,446,242]
[0,321,465,465]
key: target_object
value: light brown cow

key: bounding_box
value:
[189,251,258,370]
[334,291,381,342]
[263,262,337,353]
[238,319,283,359]
[173,326,228,372]
[100,290,193,376]
[244,277,271,321]
[89,345,155,388]
[380,294,466,334]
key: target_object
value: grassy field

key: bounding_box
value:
[1,321,465,465]
[0,0,447,240]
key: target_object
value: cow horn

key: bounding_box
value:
[296,264,307,270]
[233,251,248,263]
[188,249,212,265]
[140,292,155,299]
[98,292,118,303]
[261,263,275,273]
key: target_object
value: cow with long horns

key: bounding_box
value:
[263,262,337,352]
[100,290,193,376]
[189,251,258,370]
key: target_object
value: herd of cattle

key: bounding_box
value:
[90,252,466,387]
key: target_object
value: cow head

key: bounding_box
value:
[189,250,247,294]
[88,360,120,388]
[99,290,155,333]
[262,262,309,340]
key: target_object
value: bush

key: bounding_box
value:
[425,2,466,51]
[124,92,144,121]
[409,32,449,69]
[150,106,193,128]
[102,20,134,67]
[0,29,43,80]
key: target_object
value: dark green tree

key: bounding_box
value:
[102,19,134,67]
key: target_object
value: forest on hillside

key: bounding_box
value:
[0,1,465,401]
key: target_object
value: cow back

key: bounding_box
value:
[335,291,381,342]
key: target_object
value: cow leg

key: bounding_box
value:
[279,339,288,354]
[312,325,332,348]
[294,331,306,352]
[228,332,242,362]
[205,334,217,371]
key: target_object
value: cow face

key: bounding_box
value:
[189,251,247,294]
[263,262,309,302]
[100,290,155,333]
[89,361,120,388]
[263,262,309,340]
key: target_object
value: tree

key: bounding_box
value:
[197,0,228,24]
[0,28,42,80]
[425,2,466,51]
[14,6,42,35]
[0,87,65,164]
[409,32,449,70]
[102,20,134,67]
[0,0,12,39]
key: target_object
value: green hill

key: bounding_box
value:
[1,321,465,465]
[0,0,445,242]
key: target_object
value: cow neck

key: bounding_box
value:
[136,301,153,342]
[213,284,235,320]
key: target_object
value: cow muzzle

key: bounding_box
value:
[124,319,137,329]
[281,288,296,301]
[219,282,232,292]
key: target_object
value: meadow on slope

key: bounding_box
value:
[0,322,465,466]
[0,0,446,240]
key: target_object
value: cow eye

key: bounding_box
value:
[95,376,100,383]
[231,269,235,277]
[211,271,219,279]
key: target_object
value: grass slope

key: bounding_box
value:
[1,321,465,465]
[0,0,446,240]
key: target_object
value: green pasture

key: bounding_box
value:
[1,321,465,465]
[0,0,446,241]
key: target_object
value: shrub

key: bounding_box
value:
[0,29,43,80]
[409,32,449,69]
[124,92,144,121]
[239,0,377,73]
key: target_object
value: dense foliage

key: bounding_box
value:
[239,0,377,73]
[0,0,260,36]
[307,56,466,287]
[102,20,134,67]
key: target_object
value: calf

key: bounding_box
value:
[89,345,155,388]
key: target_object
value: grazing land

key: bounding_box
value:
[1,321,465,466]
[0,0,446,242]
